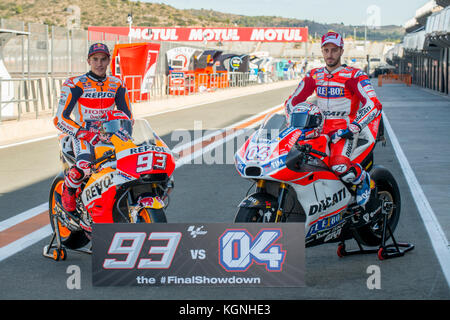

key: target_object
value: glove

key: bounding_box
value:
[76,128,100,145]
[330,123,361,144]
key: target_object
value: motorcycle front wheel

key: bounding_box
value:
[138,208,167,223]
[235,206,282,222]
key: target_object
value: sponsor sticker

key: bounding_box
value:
[317,86,345,98]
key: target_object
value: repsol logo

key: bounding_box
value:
[129,145,166,154]
[85,174,114,202]
[57,121,76,136]
[316,86,345,98]
[82,92,115,98]
[308,188,346,216]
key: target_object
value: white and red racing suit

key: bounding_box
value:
[285,65,382,184]
[53,71,132,208]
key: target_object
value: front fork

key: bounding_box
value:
[275,182,288,223]
[255,179,288,223]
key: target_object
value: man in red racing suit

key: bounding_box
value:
[53,43,133,215]
[285,32,382,207]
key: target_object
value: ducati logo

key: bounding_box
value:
[308,188,347,216]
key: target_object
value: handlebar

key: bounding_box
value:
[295,143,327,158]
[91,150,115,167]
[310,148,328,158]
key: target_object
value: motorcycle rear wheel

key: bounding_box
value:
[48,175,90,250]
[353,165,401,247]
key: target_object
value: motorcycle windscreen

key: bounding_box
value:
[256,113,288,142]
[102,119,133,137]
[131,119,158,146]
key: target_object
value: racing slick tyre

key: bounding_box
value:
[48,175,90,250]
[234,207,277,223]
[353,165,401,247]
[138,208,167,223]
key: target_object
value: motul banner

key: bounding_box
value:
[88,26,308,42]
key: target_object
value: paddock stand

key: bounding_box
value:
[337,204,414,260]
[42,204,91,261]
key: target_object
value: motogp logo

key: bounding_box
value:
[218,229,286,272]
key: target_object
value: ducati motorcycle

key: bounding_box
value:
[44,118,175,260]
[234,112,413,260]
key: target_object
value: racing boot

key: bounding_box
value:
[61,183,77,213]
[353,164,371,207]
[332,159,371,208]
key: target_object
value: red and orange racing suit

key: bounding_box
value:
[53,71,133,188]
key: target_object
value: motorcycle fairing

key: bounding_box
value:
[115,143,175,179]
[286,178,352,238]
[235,127,305,181]
[81,134,169,223]
[81,168,123,223]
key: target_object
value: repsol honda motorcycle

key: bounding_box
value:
[44,118,175,261]
[234,112,413,260]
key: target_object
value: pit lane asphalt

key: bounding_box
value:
[0,84,449,299]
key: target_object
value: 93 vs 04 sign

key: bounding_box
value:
[92,223,305,286]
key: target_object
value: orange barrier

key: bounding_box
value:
[169,71,229,95]
[378,74,412,87]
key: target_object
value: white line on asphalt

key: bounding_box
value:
[172,103,283,167]
[383,111,450,287]
[0,225,52,263]
[0,203,49,232]
[0,103,283,261]
[0,135,58,150]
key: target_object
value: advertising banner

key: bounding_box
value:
[166,46,203,72]
[89,26,308,42]
[92,223,305,287]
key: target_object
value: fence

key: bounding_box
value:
[120,72,270,102]
[0,77,66,122]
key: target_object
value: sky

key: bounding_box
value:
[143,0,430,26]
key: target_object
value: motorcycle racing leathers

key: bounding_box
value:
[53,71,132,213]
[285,65,382,206]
